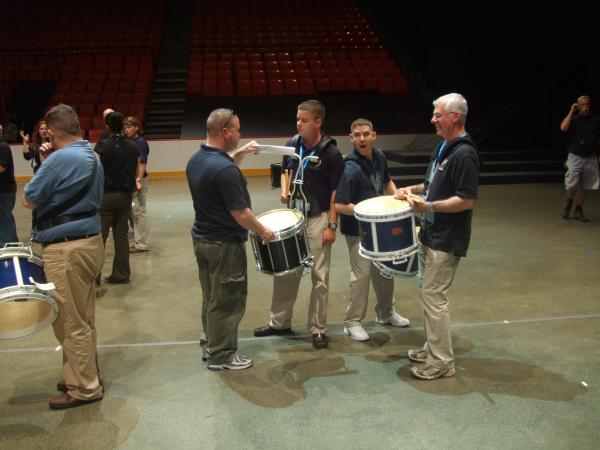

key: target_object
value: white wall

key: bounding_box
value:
[10,133,423,177]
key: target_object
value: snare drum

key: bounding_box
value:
[354,196,417,261]
[0,243,58,340]
[251,208,313,276]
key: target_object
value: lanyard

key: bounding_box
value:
[298,143,316,176]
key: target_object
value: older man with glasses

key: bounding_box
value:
[396,93,481,380]
[186,108,274,371]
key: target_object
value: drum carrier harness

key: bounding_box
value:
[287,134,337,219]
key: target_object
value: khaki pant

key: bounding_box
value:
[43,234,105,400]
[132,177,150,250]
[269,212,331,334]
[420,245,460,370]
[193,239,247,365]
[344,235,395,326]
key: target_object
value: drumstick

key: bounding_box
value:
[286,170,292,196]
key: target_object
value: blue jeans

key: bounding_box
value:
[0,192,18,246]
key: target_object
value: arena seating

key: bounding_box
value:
[0,0,166,139]
[186,0,409,96]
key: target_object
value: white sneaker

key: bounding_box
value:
[207,353,253,371]
[344,324,370,341]
[376,312,410,327]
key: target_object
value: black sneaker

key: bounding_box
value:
[574,209,589,222]
[561,202,572,219]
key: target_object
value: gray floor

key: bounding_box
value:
[1,178,599,450]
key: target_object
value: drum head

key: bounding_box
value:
[354,195,411,219]
[0,296,57,340]
[257,209,302,232]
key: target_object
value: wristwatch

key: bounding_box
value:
[327,222,338,231]
[426,202,436,214]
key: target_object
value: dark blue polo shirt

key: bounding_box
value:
[282,136,343,212]
[186,144,250,242]
[421,139,480,257]
[335,148,391,236]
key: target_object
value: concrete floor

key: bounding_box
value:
[1,178,599,450]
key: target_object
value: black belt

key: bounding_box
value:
[41,234,98,247]
[36,210,97,231]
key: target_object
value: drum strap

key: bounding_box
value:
[33,157,98,231]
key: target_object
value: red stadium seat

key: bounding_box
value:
[88,129,104,143]
[284,78,300,95]
[269,78,285,96]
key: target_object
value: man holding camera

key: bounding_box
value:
[560,95,600,221]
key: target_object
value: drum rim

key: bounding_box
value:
[252,208,305,240]
[0,247,44,266]
[354,195,412,219]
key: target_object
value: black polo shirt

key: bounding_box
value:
[186,144,250,242]
[94,135,140,192]
[421,139,480,257]
[0,142,16,194]
[566,114,600,157]
[335,148,391,236]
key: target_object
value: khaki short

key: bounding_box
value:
[564,153,600,190]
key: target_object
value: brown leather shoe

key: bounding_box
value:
[253,324,293,337]
[312,332,328,349]
[49,392,102,410]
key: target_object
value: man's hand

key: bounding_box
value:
[259,227,275,244]
[394,187,413,200]
[322,227,336,246]
[405,193,427,213]
[39,142,54,161]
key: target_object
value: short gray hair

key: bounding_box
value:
[434,93,468,124]
[578,95,590,103]
[206,108,236,135]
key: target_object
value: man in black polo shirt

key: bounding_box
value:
[559,95,600,221]
[396,93,480,380]
[187,108,274,371]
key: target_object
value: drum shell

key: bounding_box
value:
[251,209,312,275]
[251,228,310,275]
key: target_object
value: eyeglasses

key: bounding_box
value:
[432,111,456,119]
[219,109,236,130]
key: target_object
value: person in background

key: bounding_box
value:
[124,116,150,252]
[20,119,50,173]
[559,95,600,221]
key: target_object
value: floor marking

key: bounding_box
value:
[2,312,600,354]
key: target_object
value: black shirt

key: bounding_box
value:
[421,138,480,257]
[566,114,600,157]
[335,148,391,236]
[94,135,140,192]
[0,142,16,194]
[186,144,250,242]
